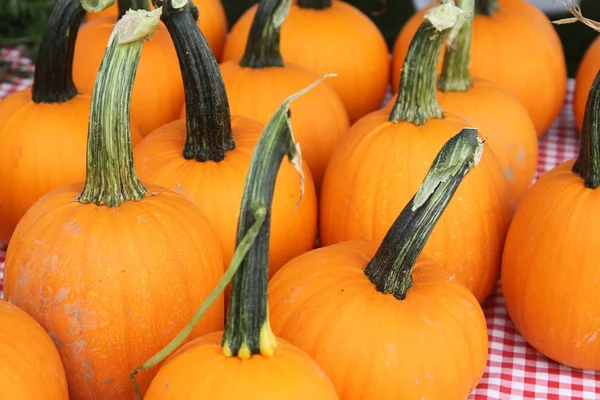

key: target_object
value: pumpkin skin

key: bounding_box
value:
[268,240,488,399]
[501,160,600,370]
[216,62,350,190]
[392,0,567,135]
[133,116,317,281]
[4,182,225,399]
[574,35,600,133]
[73,17,183,135]
[319,108,513,302]
[222,0,389,123]
[144,331,339,399]
[0,300,69,400]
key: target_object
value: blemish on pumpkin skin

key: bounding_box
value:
[17,269,29,286]
[105,378,114,384]
[503,168,514,182]
[137,215,147,223]
[55,288,70,302]
[48,332,62,348]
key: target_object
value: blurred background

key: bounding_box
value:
[1,0,599,77]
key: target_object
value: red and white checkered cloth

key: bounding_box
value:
[0,47,598,398]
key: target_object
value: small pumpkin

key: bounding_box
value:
[0,300,69,399]
[73,0,184,135]
[320,2,513,302]
[142,29,338,397]
[214,0,349,190]
[4,9,224,399]
[133,1,317,287]
[222,0,389,123]
[269,128,488,399]
[392,0,567,135]
[574,34,600,133]
[501,60,600,371]
[0,0,141,244]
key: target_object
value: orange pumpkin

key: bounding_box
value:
[143,25,338,396]
[269,128,488,399]
[501,67,600,370]
[0,300,69,399]
[0,0,141,244]
[4,10,224,399]
[222,0,389,123]
[392,0,567,135]
[574,35,600,133]
[214,0,349,190]
[133,1,317,285]
[320,2,513,302]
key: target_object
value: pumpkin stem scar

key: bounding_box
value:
[474,0,499,16]
[297,0,332,10]
[364,128,483,300]
[389,2,464,125]
[438,0,473,92]
[80,0,115,13]
[240,0,292,68]
[116,0,150,19]
[31,0,87,104]
[222,77,326,359]
[77,9,161,207]
[160,0,236,162]
[573,69,600,189]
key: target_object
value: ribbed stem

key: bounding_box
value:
[118,0,150,18]
[222,78,325,359]
[297,0,331,9]
[161,0,235,162]
[31,0,85,104]
[77,9,161,206]
[389,2,463,125]
[240,0,292,69]
[438,0,473,92]
[474,0,498,16]
[364,128,483,300]
[573,69,600,189]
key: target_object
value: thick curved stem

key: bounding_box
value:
[240,0,292,69]
[31,0,85,104]
[118,0,150,18]
[77,9,161,206]
[364,128,483,300]
[573,69,600,189]
[438,0,473,92]
[389,2,463,125]
[474,0,498,16]
[297,0,331,9]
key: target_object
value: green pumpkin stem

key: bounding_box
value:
[31,0,85,104]
[573,70,600,189]
[240,0,292,69]
[118,0,150,18]
[389,2,463,125]
[77,9,160,207]
[364,128,483,300]
[474,0,498,16]
[438,0,473,92]
[160,0,235,162]
[297,0,331,9]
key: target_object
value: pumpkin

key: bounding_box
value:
[392,0,567,135]
[4,9,224,399]
[73,0,184,135]
[85,0,228,60]
[133,0,317,289]
[0,0,141,244]
[222,0,389,123]
[268,128,489,399]
[319,2,513,302]
[501,64,600,370]
[143,19,338,396]
[574,35,600,133]
[208,0,349,190]
[0,300,69,399]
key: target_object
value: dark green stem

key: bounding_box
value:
[31,0,85,103]
[77,9,161,206]
[240,0,291,69]
[573,69,600,189]
[438,0,473,92]
[118,0,150,18]
[364,128,483,300]
[389,2,461,125]
[474,0,499,16]
[222,78,325,359]
[160,0,235,162]
[297,0,331,9]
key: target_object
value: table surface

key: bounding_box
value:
[0,47,598,399]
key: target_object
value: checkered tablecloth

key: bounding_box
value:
[0,46,598,399]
